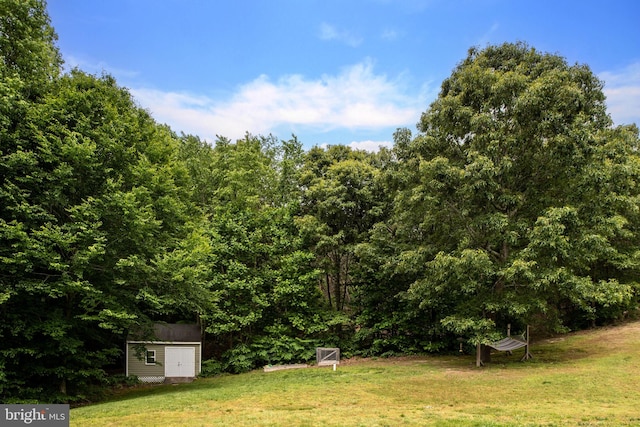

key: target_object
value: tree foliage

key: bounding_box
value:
[0,65,205,401]
[183,135,336,372]
[1,2,204,399]
[298,146,388,312]
[0,0,61,98]
[393,43,640,343]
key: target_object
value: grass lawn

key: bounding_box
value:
[71,321,640,426]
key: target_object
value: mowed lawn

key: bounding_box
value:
[71,321,640,426]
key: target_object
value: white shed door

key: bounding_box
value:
[165,347,195,377]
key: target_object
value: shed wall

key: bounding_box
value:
[127,343,165,377]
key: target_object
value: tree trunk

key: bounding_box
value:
[334,254,342,311]
[325,272,332,308]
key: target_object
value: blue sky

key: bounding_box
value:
[47,0,640,151]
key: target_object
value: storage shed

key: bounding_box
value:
[126,323,202,383]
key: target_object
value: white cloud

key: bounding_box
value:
[319,22,363,47]
[349,140,393,152]
[130,60,426,143]
[600,62,640,126]
[320,140,392,152]
[381,28,401,41]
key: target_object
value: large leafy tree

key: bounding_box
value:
[395,43,640,347]
[298,146,387,312]
[1,26,201,400]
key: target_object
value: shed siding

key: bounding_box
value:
[127,343,165,377]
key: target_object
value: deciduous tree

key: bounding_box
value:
[395,43,640,345]
[0,67,200,401]
[298,146,387,312]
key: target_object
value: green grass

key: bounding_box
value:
[71,321,640,426]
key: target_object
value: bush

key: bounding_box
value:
[199,359,223,377]
[220,336,320,373]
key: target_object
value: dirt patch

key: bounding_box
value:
[537,320,640,349]
[572,320,640,351]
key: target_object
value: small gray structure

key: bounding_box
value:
[126,323,202,383]
[316,347,340,366]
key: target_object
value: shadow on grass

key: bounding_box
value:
[101,376,226,404]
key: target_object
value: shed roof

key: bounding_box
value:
[128,323,201,342]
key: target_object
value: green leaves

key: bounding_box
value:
[0,64,204,401]
[397,42,640,337]
[299,146,388,312]
[0,0,62,98]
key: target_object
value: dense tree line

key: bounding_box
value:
[1,0,638,402]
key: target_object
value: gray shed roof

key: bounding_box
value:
[128,323,201,342]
